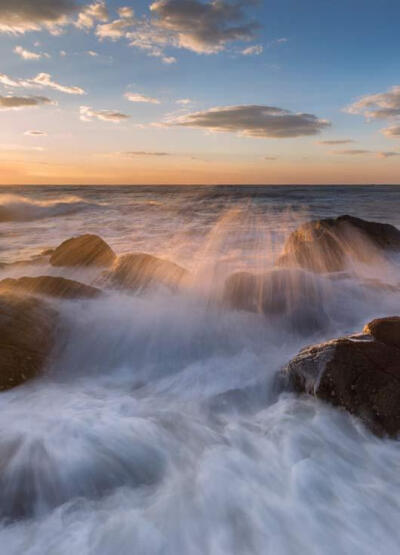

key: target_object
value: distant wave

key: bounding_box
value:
[0,194,100,222]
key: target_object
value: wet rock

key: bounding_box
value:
[50,234,116,268]
[276,215,400,273]
[104,253,188,293]
[363,316,400,348]
[0,293,56,391]
[284,318,400,436]
[0,276,102,300]
[224,268,327,333]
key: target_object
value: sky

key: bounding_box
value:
[0,0,400,185]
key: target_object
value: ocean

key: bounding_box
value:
[0,185,400,554]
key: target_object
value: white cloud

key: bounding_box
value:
[167,104,330,138]
[80,105,130,123]
[87,50,99,56]
[14,45,43,60]
[0,95,53,110]
[96,17,134,40]
[176,98,192,105]
[118,7,134,19]
[125,92,160,104]
[0,72,85,95]
[76,1,108,29]
[241,44,263,56]
[346,85,400,120]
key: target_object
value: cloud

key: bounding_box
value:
[96,0,260,62]
[382,125,400,138]
[96,16,134,40]
[87,50,99,56]
[14,45,45,60]
[149,0,258,54]
[241,44,263,55]
[24,130,47,136]
[331,149,371,155]
[124,151,171,156]
[176,98,192,105]
[118,7,134,19]
[318,139,355,145]
[0,95,53,110]
[80,105,130,123]
[76,1,108,29]
[0,0,78,34]
[269,37,287,46]
[346,85,400,120]
[265,156,277,160]
[330,149,399,159]
[32,72,85,94]
[167,105,330,138]
[377,151,400,158]
[125,92,160,104]
[0,72,85,95]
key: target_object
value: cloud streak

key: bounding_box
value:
[0,95,53,110]
[80,105,130,123]
[0,72,85,95]
[167,104,330,138]
[125,92,160,104]
[318,139,354,145]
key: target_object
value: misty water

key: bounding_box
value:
[1,185,400,555]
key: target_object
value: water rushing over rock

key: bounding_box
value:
[0,186,400,554]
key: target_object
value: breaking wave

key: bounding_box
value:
[0,194,100,222]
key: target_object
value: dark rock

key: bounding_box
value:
[224,268,327,333]
[104,253,188,292]
[363,316,400,348]
[50,234,116,268]
[0,293,57,391]
[0,276,102,300]
[276,215,400,273]
[284,320,400,436]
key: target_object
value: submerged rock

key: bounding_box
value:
[0,293,56,391]
[50,234,116,268]
[284,316,400,436]
[224,268,327,333]
[0,276,102,300]
[104,253,188,293]
[276,215,400,273]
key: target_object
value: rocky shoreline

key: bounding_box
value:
[0,214,399,437]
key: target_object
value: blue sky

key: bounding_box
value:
[0,0,400,184]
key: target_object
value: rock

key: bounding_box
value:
[0,276,102,300]
[50,234,116,268]
[224,268,327,333]
[0,293,57,391]
[276,215,400,273]
[363,316,400,348]
[104,253,188,292]
[284,319,400,436]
